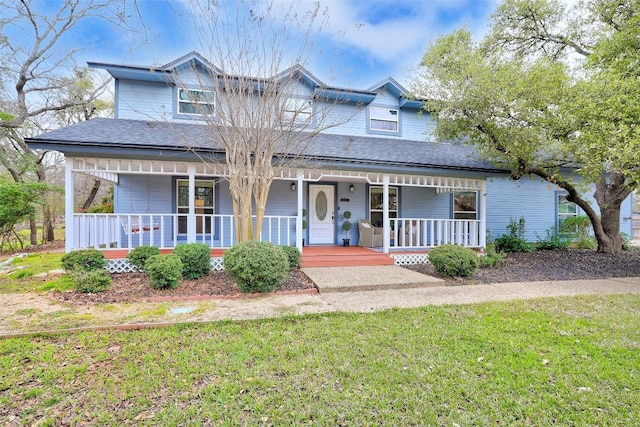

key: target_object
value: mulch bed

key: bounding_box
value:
[405,248,640,286]
[36,245,640,304]
[55,270,317,305]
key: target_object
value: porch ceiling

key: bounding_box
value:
[71,157,484,190]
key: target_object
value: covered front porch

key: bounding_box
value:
[65,157,487,258]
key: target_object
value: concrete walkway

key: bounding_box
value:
[2,274,640,337]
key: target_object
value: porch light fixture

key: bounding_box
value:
[349,184,355,193]
[291,182,296,191]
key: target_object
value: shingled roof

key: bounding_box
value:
[26,117,504,173]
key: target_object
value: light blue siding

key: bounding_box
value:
[486,176,560,241]
[337,182,367,244]
[117,80,173,120]
[401,187,451,219]
[115,175,173,213]
[485,175,636,242]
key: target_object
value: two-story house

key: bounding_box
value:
[25,52,635,270]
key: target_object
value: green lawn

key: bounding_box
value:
[0,252,72,293]
[1,294,638,426]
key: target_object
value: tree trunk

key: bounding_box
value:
[81,179,101,211]
[592,173,631,254]
[42,205,55,243]
[527,167,630,254]
[29,218,38,246]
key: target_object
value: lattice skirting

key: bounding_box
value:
[107,257,225,273]
[391,253,429,265]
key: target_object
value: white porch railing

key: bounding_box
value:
[390,218,482,249]
[70,213,297,251]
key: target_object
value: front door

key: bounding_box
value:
[309,184,334,244]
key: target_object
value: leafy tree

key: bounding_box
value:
[415,0,639,253]
[0,179,46,248]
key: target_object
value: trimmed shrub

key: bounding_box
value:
[127,246,161,272]
[61,249,106,272]
[72,269,112,293]
[173,243,211,279]
[145,254,182,289]
[428,244,479,277]
[281,246,301,270]
[224,241,289,293]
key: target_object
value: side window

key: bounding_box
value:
[557,194,578,233]
[453,191,478,220]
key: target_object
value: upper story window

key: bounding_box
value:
[453,191,478,220]
[177,88,215,115]
[284,98,312,124]
[369,106,399,132]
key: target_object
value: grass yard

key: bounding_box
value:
[1,294,638,426]
[0,252,72,293]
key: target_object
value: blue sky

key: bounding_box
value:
[36,0,498,90]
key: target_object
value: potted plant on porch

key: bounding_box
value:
[342,210,352,246]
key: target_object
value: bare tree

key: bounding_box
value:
[0,0,130,244]
[180,1,357,243]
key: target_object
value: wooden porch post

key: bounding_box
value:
[383,174,390,254]
[295,172,304,251]
[187,164,196,243]
[480,181,487,249]
[65,157,75,252]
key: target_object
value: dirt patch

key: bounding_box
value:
[54,269,317,305]
[405,248,640,286]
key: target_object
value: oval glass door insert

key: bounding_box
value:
[315,191,328,220]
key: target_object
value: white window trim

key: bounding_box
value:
[369,106,399,133]
[284,98,313,124]
[176,179,215,235]
[557,193,579,234]
[177,88,216,116]
[453,191,478,220]
[369,186,398,227]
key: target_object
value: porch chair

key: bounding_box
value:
[358,219,383,247]
[402,220,419,246]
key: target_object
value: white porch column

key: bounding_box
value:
[64,157,75,252]
[295,172,304,251]
[480,181,487,249]
[187,165,196,243]
[383,174,390,253]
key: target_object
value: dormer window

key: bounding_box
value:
[177,88,215,115]
[284,98,313,124]
[370,106,398,132]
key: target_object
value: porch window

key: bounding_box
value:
[284,98,312,124]
[177,180,214,234]
[369,107,399,132]
[453,191,477,220]
[369,186,398,228]
[557,194,578,233]
[177,88,215,115]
